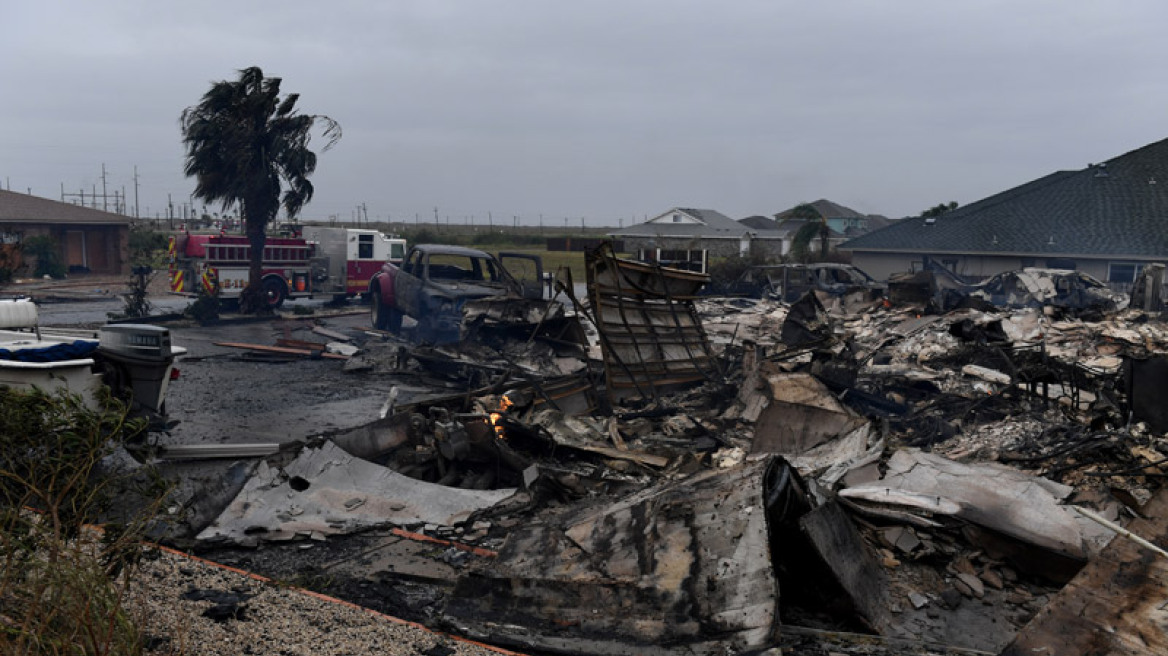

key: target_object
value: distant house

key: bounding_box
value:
[840,138,1168,284]
[608,208,784,272]
[0,189,131,276]
[775,199,891,237]
[734,200,891,258]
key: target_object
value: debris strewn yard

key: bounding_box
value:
[27,251,1168,655]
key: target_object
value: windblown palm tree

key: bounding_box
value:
[786,203,829,263]
[180,67,341,312]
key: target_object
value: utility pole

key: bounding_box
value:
[101,163,108,211]
[133,166,140,218]
[60,168,122,212]
[433,206,439,230]
[488,211,493,229]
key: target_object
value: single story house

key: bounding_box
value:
[840,138,1168,284]
[0,189,132,276]
[608,208,786,272]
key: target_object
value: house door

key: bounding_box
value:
[86,230,110,272]
[64,231,87,270]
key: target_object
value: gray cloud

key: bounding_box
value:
[4,1,1168,224]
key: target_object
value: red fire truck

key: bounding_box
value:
[168,228,407,308]
[168,232,315,308]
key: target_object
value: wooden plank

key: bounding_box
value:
[276,337,329,350]
[1001,486,1168,655]
[312,326,351,341]
[213,341,349,360]
[565,442,669,468]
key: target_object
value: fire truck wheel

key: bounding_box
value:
[262,278,287,308]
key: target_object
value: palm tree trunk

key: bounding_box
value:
[241,217,266,313]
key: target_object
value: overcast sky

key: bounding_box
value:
[4,1,1168,227]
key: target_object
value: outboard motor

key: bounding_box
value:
[97,324,183,417]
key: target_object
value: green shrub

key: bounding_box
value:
[401,227,440,245]
[183,293,221,323]
[22,235,67,279]
[707,252,771,288]
[0,386,167,655]
[128,229,169,268]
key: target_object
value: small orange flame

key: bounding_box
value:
[487,394,513,438]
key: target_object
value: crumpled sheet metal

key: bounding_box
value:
[840,449,1110,560]
[197,440,517,545]
[442,457,788,655]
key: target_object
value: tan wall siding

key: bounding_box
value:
[850,251,1154,283]
[621,236,787,260]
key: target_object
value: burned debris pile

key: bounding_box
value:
[182,248,1168,655]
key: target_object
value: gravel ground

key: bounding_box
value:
[126,546,517,656]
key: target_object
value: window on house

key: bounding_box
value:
[672,214,683,223]
[1108,262,1144,283]
[1020,258,1037,268]
[942,259,958,271]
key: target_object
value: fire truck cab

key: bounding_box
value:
[305,227,407,300]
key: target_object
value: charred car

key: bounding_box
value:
[712,262,885,302]
[369,244,548,343]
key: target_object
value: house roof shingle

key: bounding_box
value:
[841,137,1168,259]
[0,189,131,225]
[775,199,868,221]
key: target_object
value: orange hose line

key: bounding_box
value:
[389,527,499,558]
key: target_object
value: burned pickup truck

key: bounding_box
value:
[710,262,885,303]
[368,244,550,343]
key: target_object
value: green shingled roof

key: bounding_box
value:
[840,137,1168,258]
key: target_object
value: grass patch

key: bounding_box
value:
[0,387,170,655]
